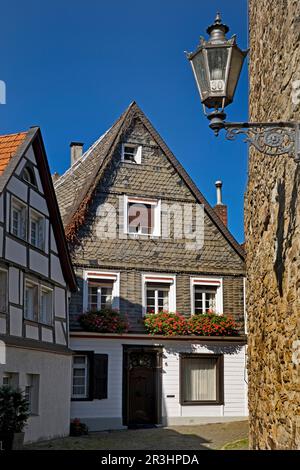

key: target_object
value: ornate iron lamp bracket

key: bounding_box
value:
[224,122,300,163]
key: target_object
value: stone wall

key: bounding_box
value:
[247,0,300,449]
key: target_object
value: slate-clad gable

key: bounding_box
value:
[55,102,245,333]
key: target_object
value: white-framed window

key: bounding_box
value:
[40,286,53,325]
[25,374,39,415]
[24,279,39,321]
[121,143,142,164]
[2,372,19,388]
[83,271,120,312]
[180,354,223,405]
[30,209,45,250]
[0,268,8,314]
[191,277,223,315]
[124,196,161,237]
[72,355,88,399]
[11,197,27,240]
[87,280,113,311]
[146,284,169,313]
[142,273,176,315]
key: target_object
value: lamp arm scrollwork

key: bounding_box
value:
[223,122,300,162]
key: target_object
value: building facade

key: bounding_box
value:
[55,102,248,431]
[247,0,300,449]
[0,128,77,442]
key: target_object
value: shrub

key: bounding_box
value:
[144,312,188,336]
[70,418,89,436]
[0,386,30,434]
[79,308,129,333]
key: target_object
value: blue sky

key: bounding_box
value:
[0,0,248,242]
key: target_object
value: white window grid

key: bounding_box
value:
[72,356,88,399]
[11,197,27,240]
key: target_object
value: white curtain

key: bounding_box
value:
[184,358,217,401]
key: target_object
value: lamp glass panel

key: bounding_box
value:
[191,50,209,97]
[226,46,245,101]
[207,47,228,94]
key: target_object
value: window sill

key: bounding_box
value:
[180,400,224,406]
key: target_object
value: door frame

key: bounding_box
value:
[122,345,162,426]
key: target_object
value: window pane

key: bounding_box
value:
[128,203,153,235]
[25,283,38,320]
[72,356,88,398]
[74,356,86,365]
[40,288,52,324]
[182,357,217,402]
[101,287,112,308]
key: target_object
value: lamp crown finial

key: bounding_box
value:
[215,12,221,23]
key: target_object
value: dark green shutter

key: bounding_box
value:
[93,354,108,399]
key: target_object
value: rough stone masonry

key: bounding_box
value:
[247,0,300,450]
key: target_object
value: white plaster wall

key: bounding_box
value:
[55,321,66,345]
[15,157,26,176]
[50,227,58,254]
[50,254,66,286]
[0,346,72,443]
[54,287,66,318]
[5,237,27,266]
[33,167,43,194]
[9,306,23,336]
[7,176,28,203]
[25,325,39,340]
[0,194,3,222]
[29,249,49,277]
[70,337,248,428]
[29,189,49,216]
[0,227,3,257]
[41,328,53,343]
[0,317,6,334]
[9,267,20,304]
[25,145,37,164]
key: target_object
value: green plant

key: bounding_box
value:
[70,418,89,436]
[79,308,129,333]
[0,386,30,434]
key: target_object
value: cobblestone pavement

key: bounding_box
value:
[28,420,249,450]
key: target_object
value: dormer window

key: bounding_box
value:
[122,144,142,164]
[22,166,37,187]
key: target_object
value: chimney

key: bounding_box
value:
[214,180,228,226]
[52,172,60,183]
[70,142,84,165]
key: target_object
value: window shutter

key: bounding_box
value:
[93,354,108,399]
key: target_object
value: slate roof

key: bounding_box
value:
[54,102,244,259]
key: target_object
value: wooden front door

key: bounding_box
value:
[124,348,161,427]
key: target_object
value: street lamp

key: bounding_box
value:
[186,13,300,163]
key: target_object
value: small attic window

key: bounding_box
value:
[22,166,37,187]
[122,144,142,164]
